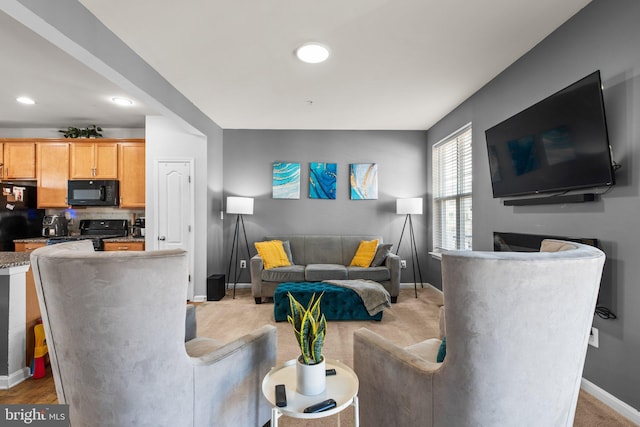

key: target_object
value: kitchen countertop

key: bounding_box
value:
[13,238,48,243]
[0,252,31,268]
[14,237,145,244]
[102,237,145,243]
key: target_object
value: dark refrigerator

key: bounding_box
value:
[0,183,45,251]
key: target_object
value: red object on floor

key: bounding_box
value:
[32,356,46,379]
[32,322,48,379]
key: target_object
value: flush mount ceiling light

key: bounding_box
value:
[111,97,133,106]
[16,96,35,105]
[295,43,330,64]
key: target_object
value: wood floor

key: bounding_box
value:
[0,287,636,427]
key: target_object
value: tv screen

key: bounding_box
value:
[485,71,615,198]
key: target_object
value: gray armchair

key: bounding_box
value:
[354,239,605,427]
[31,240,276,427]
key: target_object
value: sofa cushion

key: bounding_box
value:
[282,240,294,264]
[347,266,391,282]
[371,243,393,267]
[350,239,379,267]
[255,240,291,269]
[265,235,383,265]
[305,264,348,281]
[262,265,306,282]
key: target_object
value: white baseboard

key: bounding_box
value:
[581,377,640,425]
[192,283,251,302]
[0,367,30,390]
[400,282,439,290]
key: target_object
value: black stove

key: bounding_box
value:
[46,219,129,250]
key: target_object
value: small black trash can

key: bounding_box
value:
[207,274,225,301]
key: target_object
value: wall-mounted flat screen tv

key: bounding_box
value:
[485,71,615,199]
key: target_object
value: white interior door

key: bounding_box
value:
[155,160,194,298]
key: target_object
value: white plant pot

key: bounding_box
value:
[296,356,326,396]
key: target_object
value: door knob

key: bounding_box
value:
[158,236,166,241]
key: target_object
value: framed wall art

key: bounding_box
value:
[350,163,378,200]
[273,162,301,199]
[309,162,337,199]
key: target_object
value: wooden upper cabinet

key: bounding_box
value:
[37,142,70,208]
[118,142,145,208]
[3,141,36,179]
[70,141,118,179]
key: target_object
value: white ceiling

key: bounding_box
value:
[0,10,151,129]
[2,1,591,131]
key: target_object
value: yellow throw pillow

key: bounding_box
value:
[349,239,379,267]
[255,240,291,269]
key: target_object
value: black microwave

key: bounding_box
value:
[67,180,119,206]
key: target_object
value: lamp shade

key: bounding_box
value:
[396,198,423,215]
[226,196,254,215]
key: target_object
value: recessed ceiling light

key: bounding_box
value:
[111,97,133,106]
[295,43,330,64]
[16,96,35,105]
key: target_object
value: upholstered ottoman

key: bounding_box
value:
[273,282,383,322]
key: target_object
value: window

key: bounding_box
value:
[432,123,472,251]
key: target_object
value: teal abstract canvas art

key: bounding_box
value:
[309,162,337,199]
[350,163,378,200]
[273,162,301,199]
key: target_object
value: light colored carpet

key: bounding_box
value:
[195,287,637,427]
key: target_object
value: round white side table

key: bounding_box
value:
[262,359,359,427]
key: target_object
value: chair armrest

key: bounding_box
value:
[354,328,439,427]
[385,253,401,296]
[439,306,446,340]
[191,325,277,426]
[189,324,276,366]
[250,255,264,298]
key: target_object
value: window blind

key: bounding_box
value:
[432,124,472,251]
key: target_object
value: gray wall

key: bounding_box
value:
[223,129,428,283]
[425,0,639,410]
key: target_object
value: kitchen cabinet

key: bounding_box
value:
[103,241,145,251]
[2,141,36,179]
[118,142,145,208]
[14,242,46,253]
[70,141,118,179]
[36,141,70,208]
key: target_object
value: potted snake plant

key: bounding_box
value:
[287,292,327,395]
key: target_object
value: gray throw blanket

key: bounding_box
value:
[322,279,391,316]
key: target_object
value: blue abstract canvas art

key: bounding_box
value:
[273,162,301,199]
[309,162,337,199]
[350,163,378,200]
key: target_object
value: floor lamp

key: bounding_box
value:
[226,196,253,299]
[396,198,424,298]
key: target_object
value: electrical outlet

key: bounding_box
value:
[240,260,247,269]
[589,327,599,348]
[400,260,407,269]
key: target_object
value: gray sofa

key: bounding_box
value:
[250,234,401,304]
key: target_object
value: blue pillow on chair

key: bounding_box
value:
[436,336,447,363]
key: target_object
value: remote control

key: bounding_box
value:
[325,369,337,376]
[275,384,287,407]
[303,398,337,413]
